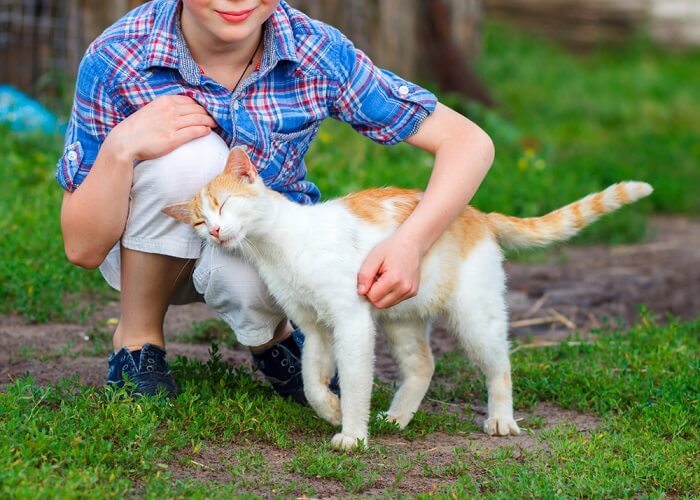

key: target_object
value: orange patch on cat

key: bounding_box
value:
[570,202,585,229]
[452,207,489,258]
[341,188,421,226]
[343,188,490,259]
[208,172,257,200]
[615,183,629,204]
[590,192,606,216]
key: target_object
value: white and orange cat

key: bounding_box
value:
[164,147,652,450]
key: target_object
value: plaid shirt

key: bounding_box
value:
[56,0,437,204]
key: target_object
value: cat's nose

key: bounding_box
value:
[209,226,220,239]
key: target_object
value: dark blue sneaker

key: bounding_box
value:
[251,333,306,404]
[106,343,178,397]
[251,330,340,405]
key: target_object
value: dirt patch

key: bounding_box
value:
[162,402,598,497]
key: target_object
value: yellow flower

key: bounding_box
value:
[518,157,528,170]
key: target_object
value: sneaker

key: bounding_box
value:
[251,330,340,405]
[106,343,178,397]
[251,333,306,404]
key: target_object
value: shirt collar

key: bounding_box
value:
[141,0,298,81]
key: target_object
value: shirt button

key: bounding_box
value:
[67,151,78,161]
[233,101,240,110]
[398,85,410,96]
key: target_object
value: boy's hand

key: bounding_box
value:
[107,95,217,162]
[357,234,422,309]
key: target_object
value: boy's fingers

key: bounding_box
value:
[172,126,213,145]
[357,254,383,295]
[177,102,212,115]
[175,113,217,130]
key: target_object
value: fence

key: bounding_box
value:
[0,0,141,104]
[484,0,700,48]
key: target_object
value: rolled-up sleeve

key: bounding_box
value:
[329,38,437,146]
[56,53,123,192]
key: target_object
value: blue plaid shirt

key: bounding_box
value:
[57,0,437,204]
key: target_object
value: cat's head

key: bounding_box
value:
[162,146,271,250]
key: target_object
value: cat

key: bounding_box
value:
[163,146,653,450]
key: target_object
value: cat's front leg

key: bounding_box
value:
[330,309,376,450]
[294,317,341,426]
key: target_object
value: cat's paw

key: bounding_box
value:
[377,411,411,430]
[483,416,521,436]
[330,433,367,451]
[317,394,342,426]
[308,390,341,426]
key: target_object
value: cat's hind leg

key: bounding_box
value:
[449,242,520,436]
[379,318,433,429]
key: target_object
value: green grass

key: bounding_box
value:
[1,23,698,323]
[1,316,698,496]
[0,128,110,322]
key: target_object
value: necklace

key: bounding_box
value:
[231,34,263,93]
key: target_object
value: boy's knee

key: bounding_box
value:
[193,249,285,347]
[133,131,230,204]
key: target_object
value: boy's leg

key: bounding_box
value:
[113,249,194,352]
[101,132,230,395]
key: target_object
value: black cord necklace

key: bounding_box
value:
[232,34,263,93]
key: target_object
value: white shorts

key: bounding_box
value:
[99,132,286,347]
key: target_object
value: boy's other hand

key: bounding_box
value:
[107,95,217,162]
[357,234,422,309]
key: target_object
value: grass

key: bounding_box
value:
[1,315,698,496]
[2,23,699,321]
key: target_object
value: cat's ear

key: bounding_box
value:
[224,146,257,183]
[162,202,195,225]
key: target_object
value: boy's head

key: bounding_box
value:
[181,1,281,44]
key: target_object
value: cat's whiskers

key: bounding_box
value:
[241,236,263,260]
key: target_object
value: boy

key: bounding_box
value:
[58,0,494,399]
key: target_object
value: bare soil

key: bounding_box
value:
[1,215,698,496]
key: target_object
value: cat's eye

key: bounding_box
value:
[193,221,205,227]
[219,197,230,215]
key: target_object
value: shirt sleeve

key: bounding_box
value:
[328,37,438,146]
[56,53,123,192]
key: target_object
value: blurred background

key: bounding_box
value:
[0,0,699,324]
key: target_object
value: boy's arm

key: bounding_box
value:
[61,95,216,268]
[356,102,494,308]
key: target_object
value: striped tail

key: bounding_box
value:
[486,182,653,249]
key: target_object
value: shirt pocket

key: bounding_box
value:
[260,122,320,187]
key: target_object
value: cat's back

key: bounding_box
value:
[338,187,422,230]
[337,186,489,237]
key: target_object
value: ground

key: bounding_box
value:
[1,215,697,496]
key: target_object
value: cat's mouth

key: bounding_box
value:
[215,236,238,248]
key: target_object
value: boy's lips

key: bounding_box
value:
[215,8,255,23]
